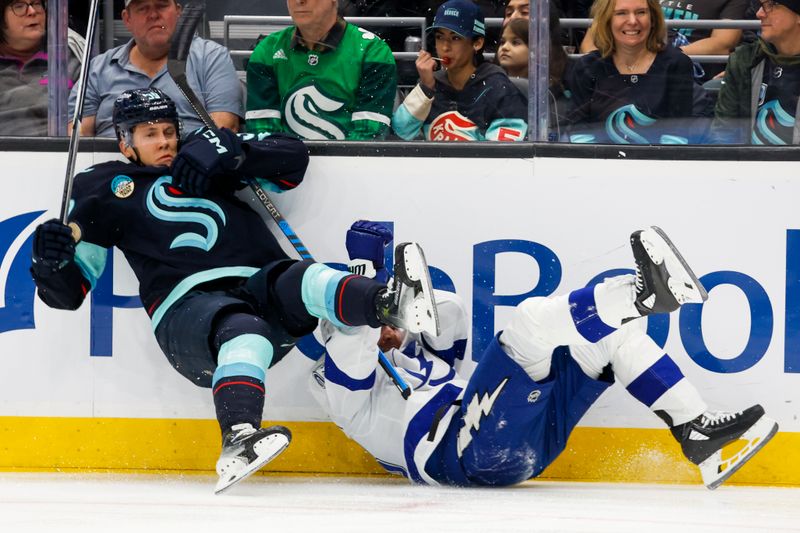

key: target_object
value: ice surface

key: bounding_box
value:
[1,473,798,533]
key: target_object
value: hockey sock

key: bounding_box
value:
[213,375,265,435]
[300,263,384,328]
[607,327,706,425]
[211,319,274,435]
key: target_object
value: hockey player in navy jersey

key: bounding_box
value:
[29,89,440,494]
[310,221,778,490]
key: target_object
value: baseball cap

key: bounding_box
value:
[428,0,486,39]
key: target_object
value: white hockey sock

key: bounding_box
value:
[608,323,706,424]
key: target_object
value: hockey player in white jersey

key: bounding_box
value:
[309,221,778,489]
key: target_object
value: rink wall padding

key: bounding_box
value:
[1,139,800,485]
[0,417,796,486]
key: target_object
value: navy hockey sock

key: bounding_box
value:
[333,274,384,328]
[211,314,274,435]
[213,376,265,435]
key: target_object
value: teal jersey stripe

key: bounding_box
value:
[150,266,260,330]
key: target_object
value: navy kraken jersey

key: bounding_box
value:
[70,161,285,315]
[752,59,800,145]
[566,47,698,144]
[65,133,309,320]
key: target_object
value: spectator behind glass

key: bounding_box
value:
[711,0,800,144]
[581,0,749,80]
[246,0,397,140]
[496,17,528,77]
[0,0,80,136]
[392,0,527,141]
[68,0,243,137]
[566,0,701,144]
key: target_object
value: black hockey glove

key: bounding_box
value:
[31,219,76,277]
[170,127,245,196]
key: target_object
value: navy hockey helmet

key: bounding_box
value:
[112,88,181,146]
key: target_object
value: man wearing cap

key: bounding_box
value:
[711,0,800,143]
[69,0,242,137]
[392,0,527,141]
[245,0,397,140]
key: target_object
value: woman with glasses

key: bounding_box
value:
[0,0,81,136]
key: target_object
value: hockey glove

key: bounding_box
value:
[31,219,76,277]
[346,220,392,283]
[171,127,245,196]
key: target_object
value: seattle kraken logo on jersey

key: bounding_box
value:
[753,100,794,145]
[146,176,227,252]
[605,104,657,144]
[285,85,346,140]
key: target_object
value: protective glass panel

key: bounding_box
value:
[547,0,765,145]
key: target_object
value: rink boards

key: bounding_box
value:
[0,148,798,485]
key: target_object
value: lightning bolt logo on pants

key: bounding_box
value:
[457,377,509,457]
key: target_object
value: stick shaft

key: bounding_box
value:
[60,0,102,224]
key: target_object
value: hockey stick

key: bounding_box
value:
[167,3,412,399]
[59,0,102,239]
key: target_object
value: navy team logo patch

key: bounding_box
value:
[111,175,135,199]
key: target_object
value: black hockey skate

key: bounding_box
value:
[375,242,440,336]
[671,405,778,490]
[214,423,291,494]
[630,226,708,316]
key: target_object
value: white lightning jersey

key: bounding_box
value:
[309,290,469,484]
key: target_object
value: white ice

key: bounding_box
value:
[2,473,799,533]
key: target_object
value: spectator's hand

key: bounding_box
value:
[31,219,76,276]
[416,50,437,91]
[346,220,393,283]
[171,127,245,196]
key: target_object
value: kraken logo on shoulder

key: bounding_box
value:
[146,176,227,252]
[284,85,346,140]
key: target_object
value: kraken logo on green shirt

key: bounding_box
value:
[285,86,347,140]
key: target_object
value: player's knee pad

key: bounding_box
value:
[245,259,318,337]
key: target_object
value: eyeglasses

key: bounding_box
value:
[9,1,45,17]
[759,0,778,13]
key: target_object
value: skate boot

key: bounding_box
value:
[671,405,778,490]
[375,242,440,336]
[215,423,291,494]
[630,226,708,316]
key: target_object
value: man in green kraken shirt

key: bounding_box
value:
[246,0,397,140]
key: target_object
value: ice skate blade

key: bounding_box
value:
[214,431,290,495]
[642,226,708,304]
[699,416,778,490]
[399,243,440,336]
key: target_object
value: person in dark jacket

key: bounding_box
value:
[392,0,527,141]
[711,0,800,144]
